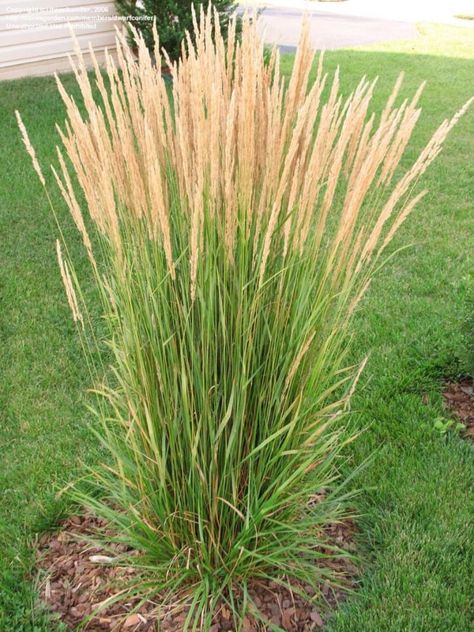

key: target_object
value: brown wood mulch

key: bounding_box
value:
[35,514,357,631]
[442,377,474,442]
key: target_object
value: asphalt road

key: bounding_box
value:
[251,7,418,51]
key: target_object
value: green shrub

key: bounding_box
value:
[115,0,237,61]
[18,6,471,629]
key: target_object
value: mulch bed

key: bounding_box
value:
[35,514,357,631]
[442,377,474,442]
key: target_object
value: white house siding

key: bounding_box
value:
[0,0,119,80]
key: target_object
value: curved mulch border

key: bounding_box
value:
[35,514,358,631]
[443,378,474,442]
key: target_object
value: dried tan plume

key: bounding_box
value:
[17,5,472,307]
[56,240,84,328]
[16,110,45,187]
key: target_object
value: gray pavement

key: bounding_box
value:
[244,7,418,51]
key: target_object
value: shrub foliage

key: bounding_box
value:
[115,0,236,61]
[18,5,471,629]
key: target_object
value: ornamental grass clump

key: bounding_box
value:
[18,5,471,629]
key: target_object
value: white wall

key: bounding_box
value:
[0,0,119,80]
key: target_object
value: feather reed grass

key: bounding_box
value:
[19,5,472,629]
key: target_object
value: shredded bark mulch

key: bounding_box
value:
[443,377,474,442]
[36,514,357,631]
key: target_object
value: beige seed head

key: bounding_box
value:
[16,110,45,187]
[17,5,471,308]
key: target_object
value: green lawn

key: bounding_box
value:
[1,24,473,631]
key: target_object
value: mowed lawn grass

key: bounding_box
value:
[1,23,473,631]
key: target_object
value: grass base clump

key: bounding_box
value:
[17,5,472,630]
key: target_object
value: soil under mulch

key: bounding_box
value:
[36,514,357,631]
[442,377,474,442]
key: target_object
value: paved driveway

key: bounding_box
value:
[249,6,418,51]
